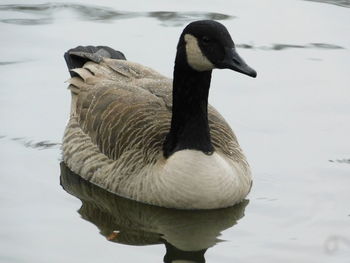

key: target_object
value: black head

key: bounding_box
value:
[178,20,257,77]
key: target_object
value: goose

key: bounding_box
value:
[62,20,257,210]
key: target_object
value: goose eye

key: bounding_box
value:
[201,36,210,44]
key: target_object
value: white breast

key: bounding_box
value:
[148,150,251,209]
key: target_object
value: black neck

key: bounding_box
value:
[163,51,214,158]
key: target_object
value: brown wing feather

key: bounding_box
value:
[68,58,245,166]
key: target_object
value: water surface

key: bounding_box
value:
[0,0,349,262]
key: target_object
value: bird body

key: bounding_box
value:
[62,20,256,209]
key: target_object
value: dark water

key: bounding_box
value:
[0,0,349,262]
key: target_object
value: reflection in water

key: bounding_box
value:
[60,162,248,262]
[304,0,350,8]
[0,3,232,26]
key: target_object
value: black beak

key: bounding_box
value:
[217,47,257,78]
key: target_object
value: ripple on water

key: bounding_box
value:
[304,0,350,8]
[329,158,350,164]
[0,3,233,26]
[8,136,61,150]
[0,61,29,66]
[236,43,345,50]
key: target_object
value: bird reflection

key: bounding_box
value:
[60,162,248,263]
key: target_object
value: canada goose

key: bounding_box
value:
[62,20,257,210]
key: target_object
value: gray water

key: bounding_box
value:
[0,0,349,262]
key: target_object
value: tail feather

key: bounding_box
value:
[64,45,125,114]
[64,45,126,77]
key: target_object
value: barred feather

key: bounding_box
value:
[62,58,251,209]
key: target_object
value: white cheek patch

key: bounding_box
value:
[184,34,214,72]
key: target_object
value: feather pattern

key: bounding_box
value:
[62,20,258,209]
[62,58,251,209]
